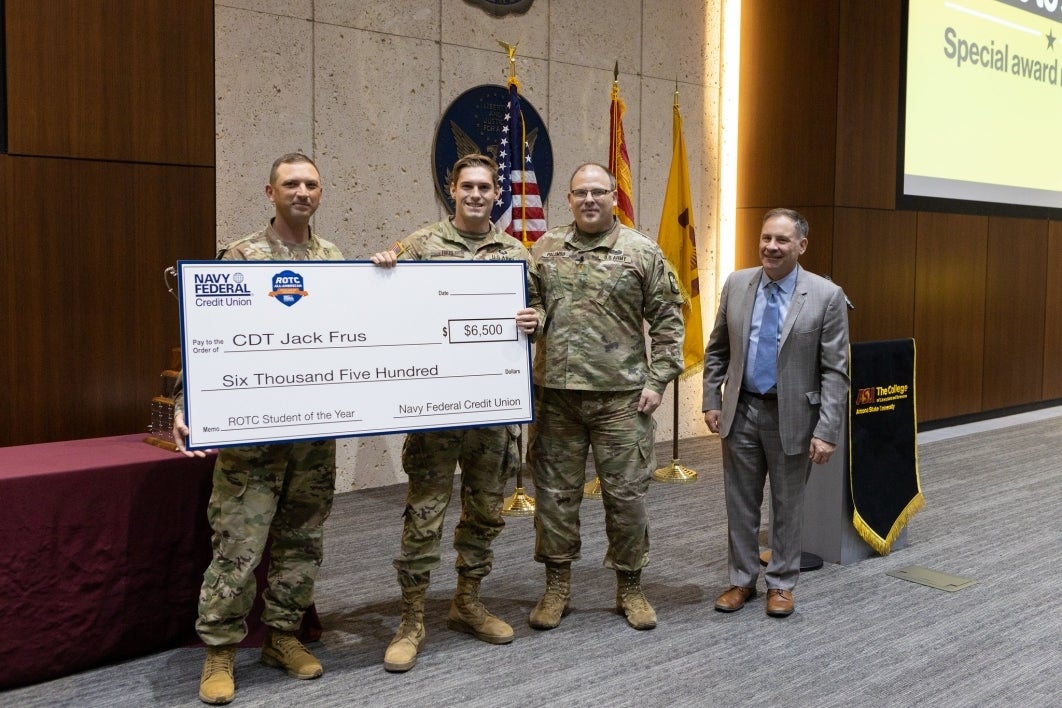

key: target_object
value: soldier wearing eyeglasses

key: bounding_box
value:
[526,162,685,632]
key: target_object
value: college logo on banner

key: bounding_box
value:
[269,270,309,307]
[432,84,553,215]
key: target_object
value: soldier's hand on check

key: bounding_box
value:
[370,250,398,267]
[172,411,207,458]
[515,307,539,334]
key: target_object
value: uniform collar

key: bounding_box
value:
[567,217,621,251]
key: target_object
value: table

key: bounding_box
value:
[0,434,318,689]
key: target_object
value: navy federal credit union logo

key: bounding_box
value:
[193,271,254,307]
[194,271,250,296]
[432,84,553,214]
[463,0,536,16]
[269,270,308,307]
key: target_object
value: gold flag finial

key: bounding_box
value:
[497,40,519,78]
[674,78,679,106]
[613,60,619,84]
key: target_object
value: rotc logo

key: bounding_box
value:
[269,269,308,307]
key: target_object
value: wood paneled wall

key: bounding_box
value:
[738,0,1062,423]
[1,1,215,446]
[1045,222,1062,399]
[5,1,213,164]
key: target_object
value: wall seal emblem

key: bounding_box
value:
[432,84,553,214]
[463,0,535,17]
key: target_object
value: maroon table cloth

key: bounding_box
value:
[0,435,214,688]
[0,435,320,689]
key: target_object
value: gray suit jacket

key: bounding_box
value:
[702,266,850,455]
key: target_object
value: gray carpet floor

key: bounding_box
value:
[6,418,1062,707]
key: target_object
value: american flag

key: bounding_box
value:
[493,79,546,245]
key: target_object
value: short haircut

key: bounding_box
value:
[569,162,617,191]
[450,153,499,188]
[269,153,319,185]
[763,208,809,239]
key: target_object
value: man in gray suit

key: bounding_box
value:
[702,208,849,617]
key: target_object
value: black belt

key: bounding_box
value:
[741,389,777,401]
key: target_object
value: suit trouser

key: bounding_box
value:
[720,393,811,591]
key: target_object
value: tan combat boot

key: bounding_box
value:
[529,562,572,630]
[261,628,323,679]
[616,569,657,630]
[199,645,237,705]
[447,575,514,644]
[383,586,427,672]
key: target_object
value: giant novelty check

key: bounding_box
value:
[178,260,533,449]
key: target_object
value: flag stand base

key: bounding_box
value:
[758,549,824,572]
[583,476,602,500]
[652,459,698,483]
[502,486,536,517]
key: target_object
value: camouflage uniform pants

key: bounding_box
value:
[393,426,518,589]
[196,440,336,646]
[529,387,656,571]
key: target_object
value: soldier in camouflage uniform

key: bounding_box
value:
[172,153,342,705]
[370,154,542,672]
[527,163,684,631]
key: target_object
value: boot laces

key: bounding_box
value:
[619,577,648,609]
[271,632,308,659]
[204,647,235,677]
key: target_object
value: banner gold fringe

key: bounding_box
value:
[852,491,925,555]
[677,361,702,381]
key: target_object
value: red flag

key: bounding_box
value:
[609,81,635,227]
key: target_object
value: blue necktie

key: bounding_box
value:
[751,282,779,394]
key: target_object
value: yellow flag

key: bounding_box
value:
[657,98,703,376]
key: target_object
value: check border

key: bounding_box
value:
[178,260,533,449]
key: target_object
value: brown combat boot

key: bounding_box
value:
[261,628,323,679]
[384,586,427,672]
[198,645,236,705]
[529,563,572,630]
[447,575,514,644]
[616,569,657,630]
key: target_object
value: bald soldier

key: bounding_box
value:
[173,153,342,705]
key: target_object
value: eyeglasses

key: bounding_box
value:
[570,188,614,199]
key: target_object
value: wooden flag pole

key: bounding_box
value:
[496,38,536,517]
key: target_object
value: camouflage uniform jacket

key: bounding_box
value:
[173,222,344,415]
[218,221,344,263]
[531,218,685,393]
[394,218,543,338]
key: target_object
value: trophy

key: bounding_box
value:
[144,347,181,451]
[144,266,181,451]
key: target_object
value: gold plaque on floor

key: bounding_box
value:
[886,565,977,592]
